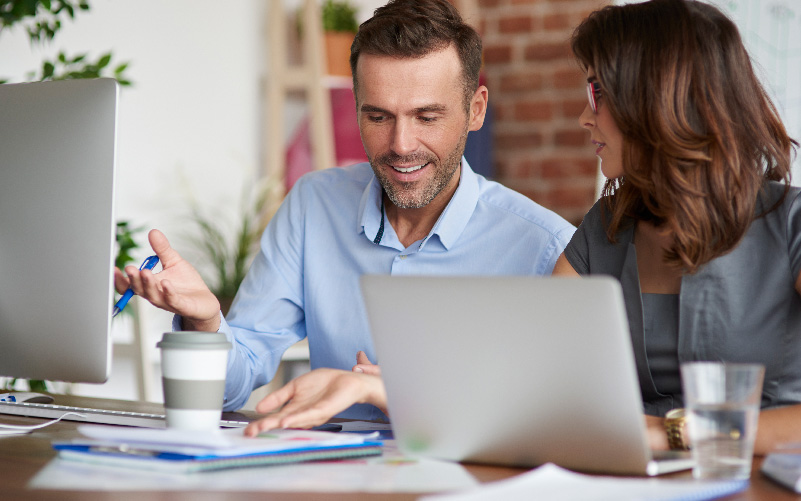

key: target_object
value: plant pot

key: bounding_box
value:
[324,31,355,77]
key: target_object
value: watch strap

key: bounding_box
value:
[665,408,690,451]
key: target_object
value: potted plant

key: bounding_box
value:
[184,179,279,315]
[322,0,358,77]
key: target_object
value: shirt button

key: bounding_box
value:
[399,255,407,260]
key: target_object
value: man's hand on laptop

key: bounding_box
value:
[114,229,221,332]
[352,351,381,376]
[243,368,388,437]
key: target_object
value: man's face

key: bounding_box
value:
[355,46,485,210]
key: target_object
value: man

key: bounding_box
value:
[117,0,574,422]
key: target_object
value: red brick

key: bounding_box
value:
[579,5,605,18]
[515,100,554,121]
[554,128,588,147]
[492,102,508,121]
[553,67,585,88]
[543,12,572,30]
[483,44,513,64]
[495,131,544,149]
[548,185,596,210]
[518,159,542,177]
[561,98,588,118]
[499,16,533,34]
[541,157,598,179]
[477,19,487,36]
[500,158,541,179]
[525,42,571,61]
[494,158,510,177]
[498,71,544,93]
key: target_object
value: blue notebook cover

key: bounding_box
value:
[53,425,383,473]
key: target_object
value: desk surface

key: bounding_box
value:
[1,395,799,500]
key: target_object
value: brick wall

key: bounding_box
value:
[476,0,611,225]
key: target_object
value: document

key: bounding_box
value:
[421,463,749,501]
[32,439,479,493]
[52,425,382,473]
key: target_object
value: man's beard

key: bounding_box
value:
[369,128,468,209]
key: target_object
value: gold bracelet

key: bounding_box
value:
[664,408,690,451]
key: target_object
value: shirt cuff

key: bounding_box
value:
[171,312,225,333]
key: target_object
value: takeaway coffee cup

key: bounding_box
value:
[156,331,232,431]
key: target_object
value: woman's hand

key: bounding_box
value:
[645,414,670,451]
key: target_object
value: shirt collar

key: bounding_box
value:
[358,157,480,251]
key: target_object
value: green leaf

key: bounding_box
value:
[322,0,358,33]
[17,0,39,17]
[114,220,145,271]
[28,379,49,392]
[96,52,111,69]
[42,61,54,79]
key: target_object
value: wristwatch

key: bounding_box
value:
[664,408,690,450]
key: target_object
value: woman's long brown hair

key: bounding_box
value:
[571,0,795,273]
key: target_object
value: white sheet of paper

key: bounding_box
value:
[420,463,748,501]
[74,424,370,456]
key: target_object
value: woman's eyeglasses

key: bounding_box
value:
[586,81,602,113]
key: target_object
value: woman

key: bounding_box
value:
[246,0,801,453]
[553,0,801,454]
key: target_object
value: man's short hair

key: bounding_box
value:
[350,0,482,110]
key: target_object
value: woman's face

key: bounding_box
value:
[579,68,624,179]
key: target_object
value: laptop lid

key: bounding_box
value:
[360,275,690,476]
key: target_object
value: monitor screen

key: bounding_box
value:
[0,78,118,383]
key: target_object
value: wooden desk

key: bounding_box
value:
[1,396,799,500]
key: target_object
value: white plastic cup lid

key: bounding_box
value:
[156,331,231,351]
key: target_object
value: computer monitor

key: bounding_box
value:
[0,78,118,384]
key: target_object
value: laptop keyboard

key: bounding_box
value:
[0,401,249,428]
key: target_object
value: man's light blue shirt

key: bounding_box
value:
[199,159,574,419]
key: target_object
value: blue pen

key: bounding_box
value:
[113,255,160,317]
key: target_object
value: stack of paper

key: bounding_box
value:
[52,425,382,473]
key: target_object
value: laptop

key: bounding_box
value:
[360,275,693,476]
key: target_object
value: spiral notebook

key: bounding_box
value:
[52,425,383,473]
